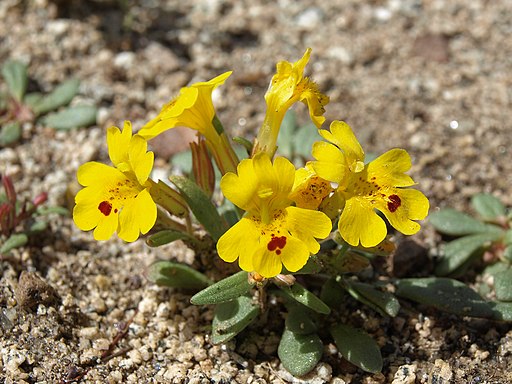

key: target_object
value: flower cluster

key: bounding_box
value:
[73,49,428,279]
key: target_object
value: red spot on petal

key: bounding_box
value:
[98,201,112,216]
[387,194,401,213]
[267,234,287,253]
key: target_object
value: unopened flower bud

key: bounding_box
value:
[33,192,48,207]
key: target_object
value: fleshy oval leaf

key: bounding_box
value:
[146,229,197,247]
[285,305,317,335]
[32,78,80,115]
[330,323,383,373]
[1,60,28,101]
[494,268,512,302]
[0,121,22,146]
[147,260,213,290]
[42,105,97,130]
[280,282,331,315]
[435,232,503,276]
[395,277,495,318]
[0,233,28,254]
[169,175,227,241]
[471,193,506,221]
[278,328,323,377]
[211,294,259,344]
[429,209,502,236]
[190,271,252,305]
[346,281,400,317]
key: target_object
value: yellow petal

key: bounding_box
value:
[138,72,232,140]
[252,247,284,278]
[322,121,365,172]
[367,149,415,187]
[92,211,119,241]
[376,188,429,236]
[311,141,347,183]
[73,188,106,231]
[220,159,258,211]
[338,197,387,247]
[137,117,179,140]
[279,235,311,274]
[299,79,329,128]
[216,218,259,270]
[129,135,154,185]
[285,206,332,253]
[107,121,132,167]
[117,188,157,242]
[77,162,125,187]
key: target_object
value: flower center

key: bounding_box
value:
[98,177,139,216]
[267,234,287,255]
[98,201,112,216]
[387,194,401,212]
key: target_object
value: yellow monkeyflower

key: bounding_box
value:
[290,163,332,210]
[73,121,157,242]
[137,72,239,174]
[312,121,429,248]
[217,153,332,278]
[253,48,329,156]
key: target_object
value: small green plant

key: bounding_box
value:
[393,193,512,322]
[0,174,67,255]
[0,60,97,146]
[72,49,433,377]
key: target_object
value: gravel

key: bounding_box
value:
[1,0,512,382]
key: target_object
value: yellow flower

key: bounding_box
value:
[312,121,429,248]
[290,163,332,210]
[137,72,239,174]
[73,121,157,242]
[253,48,329,156]
[217,153,332,278]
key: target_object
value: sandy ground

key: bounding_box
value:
[1,0,512,382]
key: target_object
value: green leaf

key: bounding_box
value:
[494,268,512,302]
[0,121,22,146]
[147,260,213,290]
[28,220,47,233]
[280,282,331,315]
[146,229,198,247]
[483,262,509,278]
[231,136,253,154]
[169,175,226,241]
[278,328,323,377]
[276,110,297,158]
[489,301,512,321]
[36,206,70,216]
[395,277,495,318]
[503,245,512,263]
[23,92,43,109]
[471,193,506,220]
[282,257,321,275]
[1,60,28,101]
[285,305,317,335]
[32,78,80,115]
[330,323,383,373]
[171,150,192,174]
[320,278,346,309]
[190,271,252,305]
[0,233,28,254]
[346,281,400,317]
[292,123,320,159]
[42,105,97,130]
[504,229,512,246]
[211,294,259,344]
[429,209,502,236]
[435,232,503,276]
